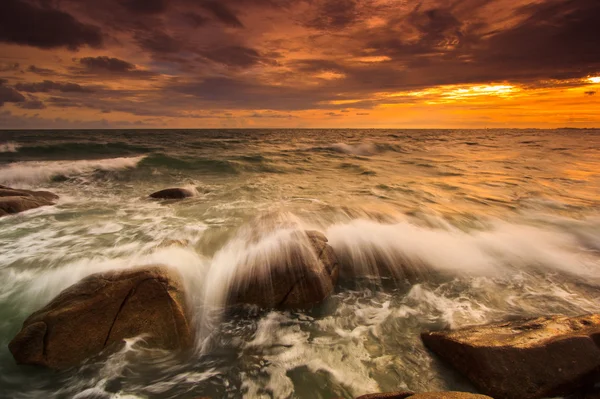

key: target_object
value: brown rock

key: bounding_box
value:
[421,314,600,399]
[0,187,58,217]
[9,266,193,370]
[356,392,414,399]
[357,393,492,399]
[228,230,340,309]
[149,188,194,200]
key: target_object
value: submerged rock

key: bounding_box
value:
[228,230,340,309]
[0,187,58,217]
[149,188,194,200]
[421,314,600,399]
[9,266,193,370]
[356,393,492,399]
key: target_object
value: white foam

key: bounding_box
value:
[326,218,600,281]
[331,142,379,156]
[0,156,146,186]
[0,141,19,153]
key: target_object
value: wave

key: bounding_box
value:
[309,142,405,156]
[2,142,152,160]
[0,142,19,153]
[139,154,285,174]
[0,156,147,186]
[326,218,600,282]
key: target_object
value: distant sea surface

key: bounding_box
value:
[0,129,599,398]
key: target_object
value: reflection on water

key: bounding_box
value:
[0,129,599,398]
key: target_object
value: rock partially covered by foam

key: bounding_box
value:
[356,393,492,399]
[421,314,600,399]
[149,188,194,200]
[0,186,58,217]
[228,230,340,309]
[9,266,193,370]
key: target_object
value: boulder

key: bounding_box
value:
[228,230,340,309]
[149,188,194,200]
[356,393,492,399]
[356,393,414,399]
[421,314,600,399]
[9,266,193,370]
[0,186,58,217]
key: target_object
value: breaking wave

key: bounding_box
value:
[0,142,19,153]
[0,156,147,186]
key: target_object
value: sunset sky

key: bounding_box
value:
[0,0,598,129]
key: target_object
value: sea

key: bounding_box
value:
[0,129,599,399]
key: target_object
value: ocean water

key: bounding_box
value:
[0,129,599,399]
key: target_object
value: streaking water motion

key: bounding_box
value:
[0,129,599,398]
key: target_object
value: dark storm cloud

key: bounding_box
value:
[0,80,26,106]
[77,56,157,78]
[119,0,168,14]
[80,56,136,73]
[198,1,244,28]
[0,0,103,50]
[18,99,46,109]
[135,31,182,54]
[15,80,94,93]
[27,65,56,76]
[202,46,273,68]
[304,0,360,30]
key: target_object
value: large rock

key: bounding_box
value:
[149,188,194,200]
[228,230,340,309]
[9,266,193,370]
[0,186,58,217]
[421,314,600,399]
[357,393,492,399]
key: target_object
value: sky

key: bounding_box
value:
[0,0,599,129]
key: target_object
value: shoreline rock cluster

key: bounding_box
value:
[5,187,600,399]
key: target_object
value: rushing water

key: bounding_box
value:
[0,129,599,399]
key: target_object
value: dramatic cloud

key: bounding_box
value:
[0,0,599,128]
[15,80,94,93]
[0,0,103,50]
[0,80,26,106]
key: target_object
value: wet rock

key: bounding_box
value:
[356,393,492,399]
[421,314,600,399]
[0,186,58,217]
[9,266,193,370]
[228,230,340,309]
[149,188,194,200]
[356,392,414,399]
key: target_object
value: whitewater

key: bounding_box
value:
[0,129,599,399]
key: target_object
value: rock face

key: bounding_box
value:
[0,186,58,217]
[421,314,600,399]
[228,230,340,309]
[9,266,193,370]
[149,188,194,200]
[356,393,492,399]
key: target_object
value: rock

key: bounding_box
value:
[0,187,58,217]
[356,393,492,399]
[356,392,414,399]
[9,266,193,370]
[228,230,340,309]
[421,314,600,399]
[149,188,194,200]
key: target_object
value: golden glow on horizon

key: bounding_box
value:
[589,76,600,84]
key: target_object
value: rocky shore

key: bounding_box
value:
[6,187,600,398]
